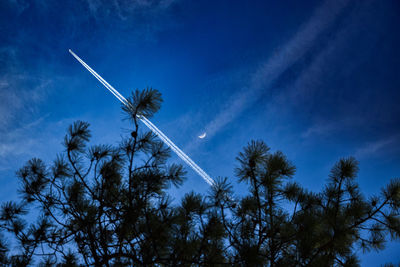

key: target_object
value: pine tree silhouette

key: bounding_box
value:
[0,88,399,266]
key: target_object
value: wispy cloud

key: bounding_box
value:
[201,0,349,141]
[0,73,51,130]
[279,0,375,110]
[0,76,53,172]
[259,0,385,146]
[301,120,342,139]
[354,135,400,159]
[85,0,178,21]
[0,116,46,158]
[0,46,54,129]
[5,0,30,14]
[300,116,366,141]
[79,0,180,42]
[0,45,55,174]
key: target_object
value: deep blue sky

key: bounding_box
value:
[1,0,399,264]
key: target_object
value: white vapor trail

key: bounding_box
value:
[69,49,215,187]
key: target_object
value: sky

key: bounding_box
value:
[0,0,399,264]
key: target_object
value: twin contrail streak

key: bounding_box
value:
[69,49,215,187]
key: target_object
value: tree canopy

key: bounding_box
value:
[1,88,399,266]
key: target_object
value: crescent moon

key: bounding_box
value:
[198,132,207,139]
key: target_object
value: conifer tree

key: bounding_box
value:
[0,88,399,266]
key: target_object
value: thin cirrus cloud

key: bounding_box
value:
[85,0,178,21]
[0,47,53,169]
[0,116,46,159]
[0,46,50,126]
[0,77,52,172]
[0,73,51,129]
[265,2,366,136]
[200,0,350,142]
[354,135,400,159]
[271,0,391,143]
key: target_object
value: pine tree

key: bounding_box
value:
[0,88,399,266]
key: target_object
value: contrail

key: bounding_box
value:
[69,49,215,187]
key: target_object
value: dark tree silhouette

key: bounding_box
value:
[0,88,399,266]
